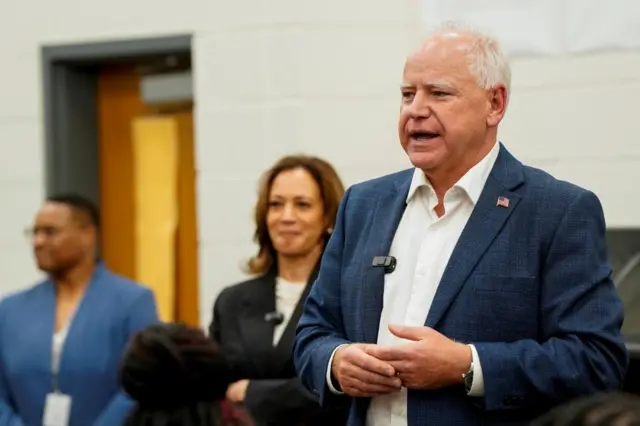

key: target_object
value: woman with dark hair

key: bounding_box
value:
[531,392,640,426]
[209,155,350,426]
[121,323,252,426]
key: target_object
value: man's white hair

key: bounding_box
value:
[423,21,512,101]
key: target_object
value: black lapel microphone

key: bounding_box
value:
[372,256,397,274]
[264,311,284,325]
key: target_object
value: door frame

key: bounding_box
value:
[41,35,192,206]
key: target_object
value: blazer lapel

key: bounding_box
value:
[360,174,412,343]
[29,282,56,390]
[425,145,525,328]
[57,263,108,389]
[238,272,277,371]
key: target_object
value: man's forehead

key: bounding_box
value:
[37,202,73,220]
[402,53,468,82]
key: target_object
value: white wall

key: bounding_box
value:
[1,0,639,325]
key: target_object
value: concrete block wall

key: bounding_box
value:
[0,0,638,325]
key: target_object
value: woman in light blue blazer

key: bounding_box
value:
[0,194,159,426]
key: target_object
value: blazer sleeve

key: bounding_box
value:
[244,377,320,424]
[209,289,225,344]
[0,301,24,426]
[473,190,628,411]
[93,288,159,426]
[0,351,24,425]
[293,187,353,406]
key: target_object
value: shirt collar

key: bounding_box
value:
[406,142,501,205]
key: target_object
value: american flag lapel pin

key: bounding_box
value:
[496,196,510,208]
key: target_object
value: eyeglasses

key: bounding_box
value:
[24,226,63,239]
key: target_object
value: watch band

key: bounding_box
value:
[462,362,474,393]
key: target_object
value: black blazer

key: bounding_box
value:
[209,262,350,426]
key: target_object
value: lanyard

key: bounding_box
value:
[51,309,77,393]
[52,374,60,395]
[51,328,69,393]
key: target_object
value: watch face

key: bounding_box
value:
[464,371,474,392]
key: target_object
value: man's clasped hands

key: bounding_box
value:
[331,325,473,397]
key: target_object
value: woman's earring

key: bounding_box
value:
[326,228,333,235]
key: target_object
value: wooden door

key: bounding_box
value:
[98,65,199,325]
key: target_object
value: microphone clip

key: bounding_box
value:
[372,256,397,274]
[264,311,284,325]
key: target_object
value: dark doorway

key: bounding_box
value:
[41,34,192,205]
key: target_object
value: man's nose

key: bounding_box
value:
[408,92,432,119]
[33,233,46,248]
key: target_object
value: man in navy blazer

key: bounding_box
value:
[293,23,628,425]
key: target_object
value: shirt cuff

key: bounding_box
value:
[326,344,349,395]
[467,344,485,397]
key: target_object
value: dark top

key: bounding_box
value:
[209,263,350,426]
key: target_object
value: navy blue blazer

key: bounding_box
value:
[0,263,159,426]
[293,145,628,425]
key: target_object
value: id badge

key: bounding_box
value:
[43,393,72,426]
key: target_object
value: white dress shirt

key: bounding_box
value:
[51,326,70,376]
[272,277,306,345]
[327,142,500,426]
[52,311,76,390]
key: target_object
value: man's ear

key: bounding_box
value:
[486,85,507,127]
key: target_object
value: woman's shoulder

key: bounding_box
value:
[216,274,271,304]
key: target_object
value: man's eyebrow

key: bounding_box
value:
[422,80,457,91]
[400,81,458,91]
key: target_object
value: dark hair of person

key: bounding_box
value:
[531,392,640,426]
[46,193,100,229]
[245,155,345,275]
[121,323,238,426]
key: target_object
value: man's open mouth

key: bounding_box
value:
[409,131,440,141]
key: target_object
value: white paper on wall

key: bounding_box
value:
[420,0,564,56]
[564,0,640,54]
[421,0,640,57]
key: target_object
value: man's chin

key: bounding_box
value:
[36,261,55,274]
[408,152,443,172]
